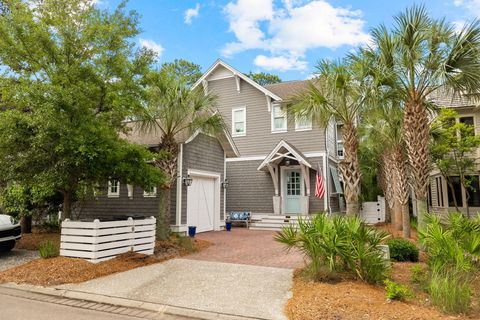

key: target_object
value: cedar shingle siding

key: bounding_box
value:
[180,133,225,224]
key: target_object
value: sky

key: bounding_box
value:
[98,0,480,81]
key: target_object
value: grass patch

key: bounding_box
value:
[38,241,59,259]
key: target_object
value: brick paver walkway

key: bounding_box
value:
[186,228,304,269]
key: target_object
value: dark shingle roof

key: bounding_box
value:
[428,88,479,108]
[264,80,309,100]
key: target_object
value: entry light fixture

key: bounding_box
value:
[284,159,291,167]
[183,175,193,187]
[222,179,229,189]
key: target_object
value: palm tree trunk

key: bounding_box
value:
[394,200,402,231]
[339,122,361,215]
[402,204,410,238]
[403,99,430,231]
[155,136,179,240]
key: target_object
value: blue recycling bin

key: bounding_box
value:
[188,226,197,237]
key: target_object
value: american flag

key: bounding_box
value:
[315,164,325,199]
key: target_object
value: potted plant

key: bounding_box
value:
[188,226,196,237]
[225,218,232,231]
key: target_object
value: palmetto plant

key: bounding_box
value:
[275,213,390,284]
[293,60,369,215]
[137,72,224,239]
[366,5,480,230]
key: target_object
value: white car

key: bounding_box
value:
[0,214,21,252]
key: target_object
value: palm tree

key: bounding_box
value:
[367,6,480,229]
[293,60,368,215]
[363,104,410,237]
[137,72,224,239]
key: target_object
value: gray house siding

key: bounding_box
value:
[226,157,326,214]
[226,160,275,213]
[208,75,326,156]
[75,183,161,221]
[180,133,225,224]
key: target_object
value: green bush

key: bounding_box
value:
[38,241,59,259]
[387,238,419,262]
[275,213,390,284]
[429,270,471,314]
[384,279,412,301]
[410,264,428,284]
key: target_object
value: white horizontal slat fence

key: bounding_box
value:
[60,216,156,263]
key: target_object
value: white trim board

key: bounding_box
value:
[226,151,327,162]
[192,59,283,101]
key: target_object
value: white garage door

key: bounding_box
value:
[187,176,216,233]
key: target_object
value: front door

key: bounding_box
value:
[283,169,302,214]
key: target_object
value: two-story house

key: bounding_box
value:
[428,90,480,217]
[77,59,345,233]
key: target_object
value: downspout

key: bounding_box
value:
[324,125,332,214]
[175,143,183,226]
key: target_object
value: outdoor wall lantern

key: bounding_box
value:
[183,175,193,187]
[221,179,229,189]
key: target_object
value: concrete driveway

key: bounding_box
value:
[58,259,293,320]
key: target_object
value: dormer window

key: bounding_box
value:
[271,105,287,132]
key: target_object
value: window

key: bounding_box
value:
[232,107,246,136]
[271,105,287,132]
[295,115,312,131]
[466,176,480,207]
[447,176,463,207]
[459,116,475,137]
[108,180,120,197]
[336,124,344,159]
[143,186,157,197]
[435,177,444,207]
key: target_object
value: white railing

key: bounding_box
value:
[60,216,156,263]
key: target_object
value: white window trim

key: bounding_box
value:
[336,123,344,160]
[295,116,312,131]
[232,107,246,137]
[107,180,120,198]
[143,186,157,198]
[271,104,287,133]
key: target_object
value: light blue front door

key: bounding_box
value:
[284,169,302,214]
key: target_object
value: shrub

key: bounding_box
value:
[38,241,59,259]
[42,217,61,233]
[275,213,390,284]
[384,279,412,301]
[429,270,471,314]
[387,238,419,262]
[410,264,428,285]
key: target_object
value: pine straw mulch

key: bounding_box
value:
[286,262,480,320]
[14,229,61,251]
[374,223,418,241]
[0,237,211,286]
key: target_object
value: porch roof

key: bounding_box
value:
[257,140,313,171]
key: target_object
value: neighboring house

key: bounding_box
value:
[77,59,345,233]
[427,90,480,217]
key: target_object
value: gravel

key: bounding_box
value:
[0,249,39,272]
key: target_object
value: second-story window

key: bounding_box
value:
[108,180,120,197]
[271,105,287,132]
[232,107,246,136]
[459,116,475,137]
[295,115,312,131]
[336,124,344,159]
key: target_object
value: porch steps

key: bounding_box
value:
[249,214,311,231]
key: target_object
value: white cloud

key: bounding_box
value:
[453,0,480,16]
[184,3,201,24]
[139,38,164,58]
[254,54,307,71]
[222,0,370,71]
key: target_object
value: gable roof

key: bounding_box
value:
[120,121,239,158]
[264,80,309,100]
[192,59,283,101]
[257,140,313,171]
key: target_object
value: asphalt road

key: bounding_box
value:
[0,292,191,320]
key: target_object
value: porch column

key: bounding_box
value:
[300,164,310,214]
[267,164,281,214]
